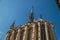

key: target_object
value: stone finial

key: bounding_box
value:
[10,20,15,29]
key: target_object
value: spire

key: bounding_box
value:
[31,6,34,13]
[28,6,34,23]
[10,20,15,29]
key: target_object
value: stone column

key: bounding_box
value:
[32,23,36,40]
[15,29,21,40]
[38,21,41,40]
[45,22,49,40]
[10,30,15,40]
[23,26,28,40]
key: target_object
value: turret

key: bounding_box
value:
[28,6,34,23]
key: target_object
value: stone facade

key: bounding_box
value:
[5,7,57,40]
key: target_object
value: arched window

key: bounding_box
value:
[20,30,25,40]
[41,24,46,40]
[27,27,33,40]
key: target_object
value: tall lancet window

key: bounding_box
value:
[47,25,52,40]
[36,25,38,40]
[41,23,46,40]
[20,30,24,40]
[27,27,32,40]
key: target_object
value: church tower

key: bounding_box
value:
[5,7,57,40]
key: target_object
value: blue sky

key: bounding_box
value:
[0,0,60,40]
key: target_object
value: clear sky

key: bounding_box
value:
[0,0,60,40]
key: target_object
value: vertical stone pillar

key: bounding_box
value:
[45,22,49,40]
[15,29,21,40]
[59,0,60,3]
[32,23,36,40]
[50,24,56,40]
[5,33,11,40]
[23,26,28,40]
[25,26,28,40]
[38,21,41,40]
[10,30,15,40]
